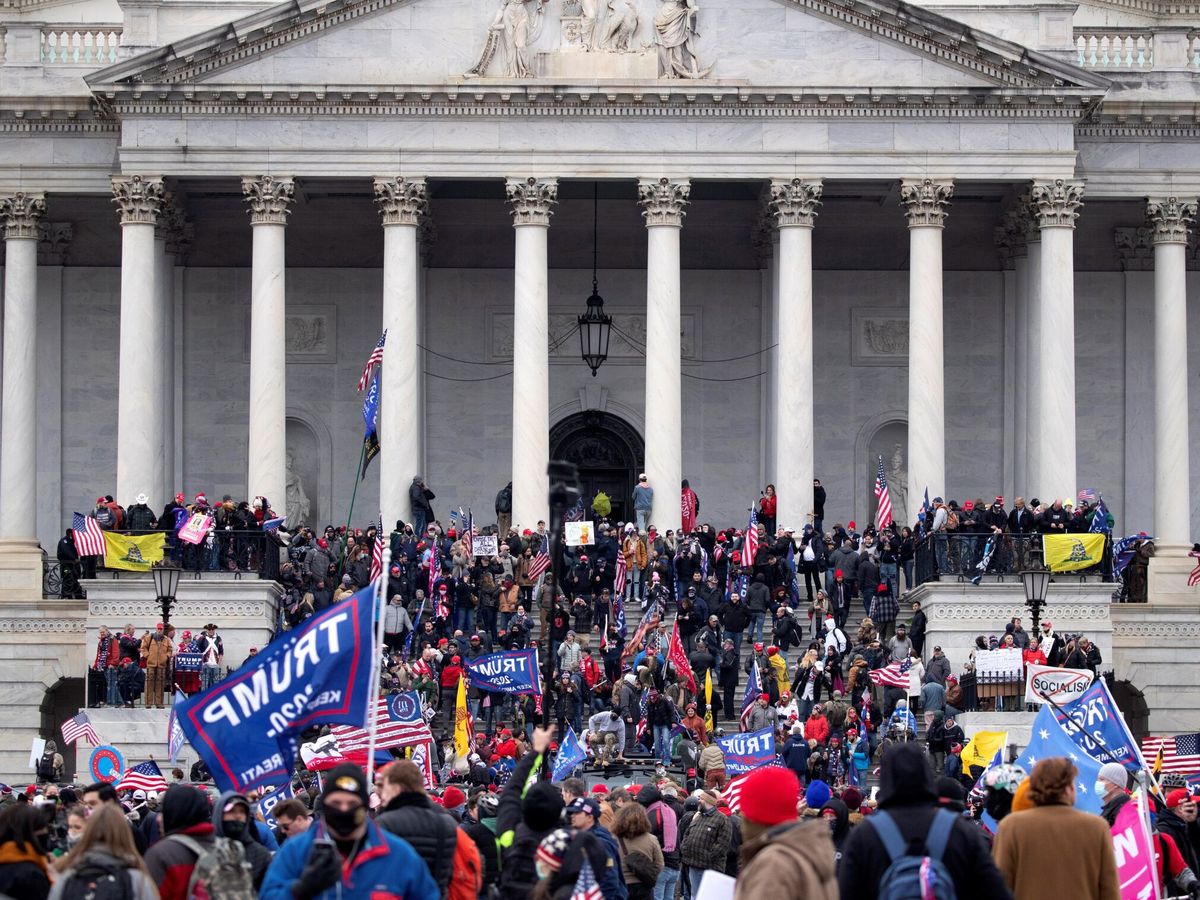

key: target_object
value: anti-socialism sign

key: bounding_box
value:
[1024,663,1095,706]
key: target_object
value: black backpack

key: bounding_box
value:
[60,857,133,900]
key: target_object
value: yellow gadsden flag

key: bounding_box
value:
[961,730,1008,776]
[103,531,166,572]
[454,673,471,758]
[1043,533,1107,573]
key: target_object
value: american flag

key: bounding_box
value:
[61,712,100,747]
[357,330,387,392]
[1188,550,1200,588]
[1142,734,1200,774]
[527,533,551,581]
[570,857,602,900]
[613,548,627,597]
[116,760,168,793]
[874,456,893,530]
[742,507,759,569]
[869,657,913,689]
[634,687,651,745]
[428,543,441,607]
[1078,488,1098,505]
[71,512,106,557]
[740,660,762,732]
[721,761,784,814]
[463,509,474,558]
[370,536,385,583]
[331,692,433,752]
[564,497,586,523]
[621,599,661,665]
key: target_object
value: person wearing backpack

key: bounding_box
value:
[49,804,158,900]
[144,784,224,900]
[837,742,1012,900]
[211,791,272,891]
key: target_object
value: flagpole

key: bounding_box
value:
[337,442,368,576]
[365,547,392,790]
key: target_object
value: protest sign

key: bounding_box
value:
[471,535,498,558]
[175,652,203,673]
[974,648,1023,679]
[565,521,594,547]
[1110,790,1159,900]
[177,513,214,546]
[1024,663,1095,706]
[175,586,377,793]
[89,745,125,784]
[464,649,542,695]
[716,727,776,776]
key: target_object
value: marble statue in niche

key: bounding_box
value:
[654,0,711,78]
[867,422,908,529]
[285,451,311,529]
[887,442,908,531]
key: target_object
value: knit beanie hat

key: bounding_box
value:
[523,781,565,831]
[841,787,863,811]
[536,828,574,873]
[1097,762,1128,792]
[805,780,832,810]
[739,767,800,827]
[442,785,467,816]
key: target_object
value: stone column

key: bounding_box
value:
[900,178,953,511]
[112,176,165,509]
[1147,197,1197,552]
[769,178,822,531]
[1031,179,1084,504]
[998,208,1030,497]
[242,175,295,510]
[1023,220,1043,496]
[639,178,689,533]
[374,177,428,533]
[0,192,45,541]
[162,203,192,502]
[506,177,558,530]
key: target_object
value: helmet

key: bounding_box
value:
[476,792,499,817]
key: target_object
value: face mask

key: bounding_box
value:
[66,834,82,849]
[324,805,365,837]
[1094,781,1108,799]
[223,820,247,839]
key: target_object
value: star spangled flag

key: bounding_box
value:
[61,712,100,747]
[667,620,696,693]
[869,657,913,689]
[116,760,168,793]
[463,509,474,558]
[331,691,433,752]
[743,507,759,568]
[168,691,186,763]
[1021,704,1103,814]
[551,725,587,782]
[564,496,586,523]
[874,455,893,530]
[634,687,651,746]
[613,549,627,597]
[1089,495,1112,535]
[370,536,385,583]
[740,660,762,732]
[621,599,661,665]
[1140,734,1200,775]
[720,759,784,814]
[1077,487,1098,505]
[71,512,106,557]
[357,329,386,392]
[1189,551,1200,589]
[262,516,286,533]
[570,856,603,900]
[527,533,551,581]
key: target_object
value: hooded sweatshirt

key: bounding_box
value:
[212,790,273,889]
[144,784,216,900]
[735,819,839,900]
[637,785,680,870]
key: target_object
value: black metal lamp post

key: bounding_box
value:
[152,562,182,630]
[578,183,612,377]
[544,460,582,726]
[1020,566,1051,632]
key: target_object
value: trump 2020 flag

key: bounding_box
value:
[716,726,776,776]
[167,690,187,764]
[258,780,297,830]
[175,585,377,794]
[1020,702,1104,814]
[463,649,542,696]
[551,725,587,783]
[1049,679,1145,771]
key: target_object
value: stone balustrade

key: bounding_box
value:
[40,25,121,66]
[1075,27,1200,70]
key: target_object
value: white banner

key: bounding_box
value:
[565,521,595,547]
[471,535,498,558]
[974,648,1024,679]
[1024,663,1095,706]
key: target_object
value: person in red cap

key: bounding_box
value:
[734,766,838,898]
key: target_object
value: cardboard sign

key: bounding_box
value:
[89,745,126,784]
[471,535,498,558]
[974,648,1023,679]
[565,521,594,547]
[1024,663,1095,706]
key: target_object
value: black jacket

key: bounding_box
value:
[376,791,458,892]
[837,744,1012,900]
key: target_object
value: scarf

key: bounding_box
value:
[648,801,678,852]
[0,841,47,873]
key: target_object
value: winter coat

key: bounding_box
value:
[993,803,1119,900]
[0,842,50,900]
[384,602,413,634]
[48,849,158,900]
[140,632,173,667]
[125,503,158,531]
[637,786,681,871]
[735,819,839,900]
[376,792,459,894]
[719,599,751,631]
[679,806,731,872]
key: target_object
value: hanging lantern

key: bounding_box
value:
[578,286,612,377]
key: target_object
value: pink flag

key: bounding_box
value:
[1110,790,1160,900]
[177,513,213,545]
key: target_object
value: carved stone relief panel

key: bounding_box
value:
[851,307,909,367]
[243,304,338,363]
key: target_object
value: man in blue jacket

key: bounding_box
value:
[567,796,628,899]
[260,763,439,900]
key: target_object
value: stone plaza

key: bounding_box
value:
[0,0,1198,780]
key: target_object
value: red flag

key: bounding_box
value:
[667,620,696,694]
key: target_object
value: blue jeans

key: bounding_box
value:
[106,667,121,705]
[636,510,649,533]
[453,605,474,635]
[653,724,672,764]
[749,613,765,644]
[934,534,948,572]
[202,665,222,690]
[903,559,915,590]
[654,867,680,900]
[688,869,707,896]
[880,563,899,598]
[723,630,742,658]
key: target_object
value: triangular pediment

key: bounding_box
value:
[87,0,1109,95]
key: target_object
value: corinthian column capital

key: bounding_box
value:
[111,176,165,226]
[0,192,46,240]
[505,177,558,226]
[374,177,429,226]
[242,175,295,225]
[900,178,954,228]
[638,177,690,227]
[1030,179,1085,229]
[1146,196,1197,245]
[769,178,823,228]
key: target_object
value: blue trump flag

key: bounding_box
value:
[361,371,381,478]
[175,585,377,794]
[258,780,297,830]
[1020,702,1104,814]
[717,726,776,776]
[463,649,542,695]
[551,725,587,782]
[1048,679,1144,770]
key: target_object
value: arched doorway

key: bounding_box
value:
[549,412,644,523]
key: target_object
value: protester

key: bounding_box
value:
[0,804,53,900]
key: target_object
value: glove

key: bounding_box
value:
[291,841,342,900]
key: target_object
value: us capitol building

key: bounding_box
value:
[0,0,1197,780]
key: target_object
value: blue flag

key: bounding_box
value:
[1090,496,1112,535]
[740,661,761,731]
[717,726,776,776]
[168,690,187,764]
[361,371,381,478]
[1048,679,1144,770]
[175,586,378,793]
[463,649,542,695]
[1020,703,1104,814]
[552,725,587,782]
[258,780,297,830]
